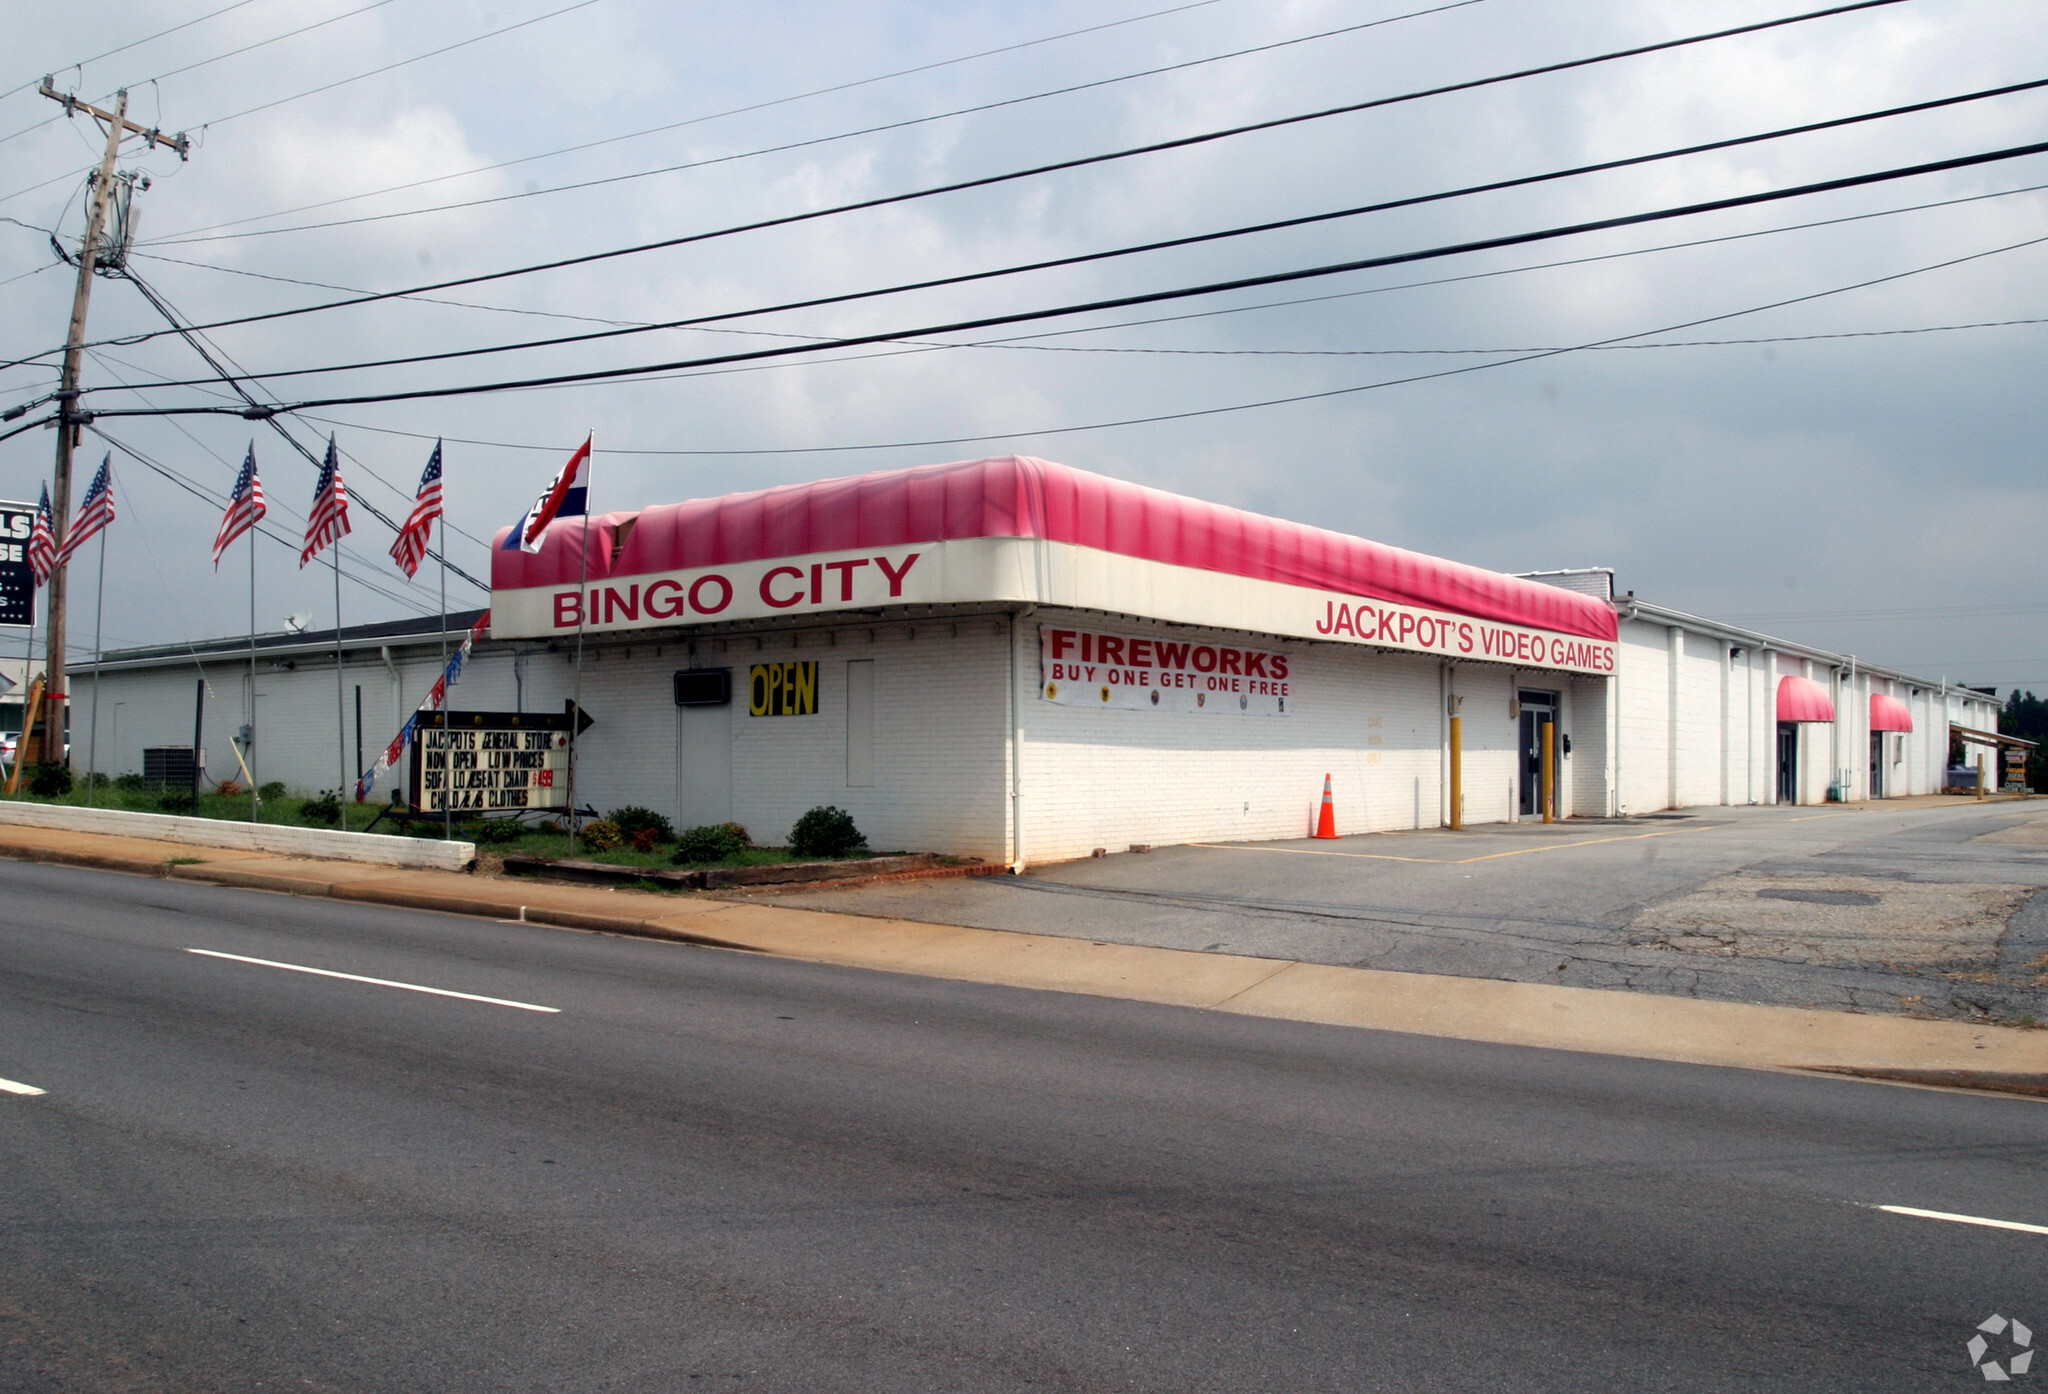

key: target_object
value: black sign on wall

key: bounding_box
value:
[0,500,35,627]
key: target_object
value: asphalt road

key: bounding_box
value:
[2,859,2044,1391]
[775,801,2048,1021]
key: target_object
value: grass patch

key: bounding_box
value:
[167,856,204,866]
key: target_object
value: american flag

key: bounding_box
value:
[389,440,443,579]
[299,435,351,568]
[26,485,54,586]
[211,445,266,567]
[53,455,114,569]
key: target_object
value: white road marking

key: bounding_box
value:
[0,1077,46,1096]
[1875,1205,2048,1237]
[186,948,560,1013]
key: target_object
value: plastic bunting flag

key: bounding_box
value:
[355,611,490,802]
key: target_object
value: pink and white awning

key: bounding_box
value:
[489,456,1620,673]
[1777,675,1836,723]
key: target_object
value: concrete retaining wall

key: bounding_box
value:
[0,801,475,870]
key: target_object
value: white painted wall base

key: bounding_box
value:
[0,801,475,870]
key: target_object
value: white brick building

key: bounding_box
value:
[72,457,2005,866]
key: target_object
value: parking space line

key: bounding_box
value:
[186,948,561,1013]
[1450,827,1700,863]
[1187,843,1453,863]
[1874,1205,2048,1237]
[0,1077,47,1096]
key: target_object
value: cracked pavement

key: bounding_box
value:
[763,801,2048,1024]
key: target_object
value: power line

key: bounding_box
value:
[55,0,1910,353]
[70,134,2048,416]
[0,0,266,103]
[113,267,493,590]
[303,221,2048,465]
[0,0,405,150]
[85,425,437,616]
[193,0,602,130]
[127,174,2048,386]
[135,0,1246,240]
[144,0,1492,245]
[113,77,2048,390]
[0,0,593,208]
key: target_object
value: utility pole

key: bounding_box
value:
[35,81,187,767]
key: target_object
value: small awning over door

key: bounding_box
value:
[1777,675,1836,723]
[1870,693,1914,732]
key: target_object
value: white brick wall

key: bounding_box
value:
[74,605,2009,859]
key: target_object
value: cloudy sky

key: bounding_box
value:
[1,0,2043,690]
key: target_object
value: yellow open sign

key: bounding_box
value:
[749,661,817,717]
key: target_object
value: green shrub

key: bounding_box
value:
[671,822,749,864]
[302,790,341,827]
[606,806,674,843]
[579,818,623,851]
[472,818,524,845]
[113,771,148,791]
[789,805,865,859]
[27,763,72,798]
[258,781,288,802]
[157,790,195,813]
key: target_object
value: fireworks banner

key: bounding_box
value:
[355,611,490,802]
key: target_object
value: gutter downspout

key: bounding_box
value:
[379,645,401,731]
[1010,605,1035,874]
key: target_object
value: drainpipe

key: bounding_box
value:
[1009,605,1036,873]
[379,645,401,730]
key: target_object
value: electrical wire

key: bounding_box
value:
[325,223,2048,459]
[69,134,2048,416]
[0,0,403,150]
[193,0,603,130]
[135,0,1247,239]
[82,420,436,616]
[114,77,2048,389]
[60,0,1910,349]
[131,174,2048,388]
[0,0,266,103]
[113,267,493,588]
[146,0,1491,245]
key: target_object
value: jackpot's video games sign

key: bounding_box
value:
[1041,627,1291,715]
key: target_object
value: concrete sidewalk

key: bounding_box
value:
[2,819,2044,1088]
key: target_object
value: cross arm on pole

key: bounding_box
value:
[38,81,190,159]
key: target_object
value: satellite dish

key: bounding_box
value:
[284,612,311,634]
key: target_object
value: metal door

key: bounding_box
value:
[677,701,732,827]
[1777,722,1798,804]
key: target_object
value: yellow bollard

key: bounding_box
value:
[1449,714,1463,830]
[1541,718,1555,824]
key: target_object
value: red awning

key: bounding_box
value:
[1870,693,1914,733]
[1777,675,1836,723]
[491,456,1619,641]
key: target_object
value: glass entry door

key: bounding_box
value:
[1518,690,1557,817]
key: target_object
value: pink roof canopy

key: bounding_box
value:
[492,455,1618,641]
[1870,692,1914,732]
[1777,675,1836,723]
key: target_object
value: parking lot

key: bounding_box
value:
[765,798,2048,1024]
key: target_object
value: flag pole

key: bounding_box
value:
[18,587,35,791]
[248,500,258,823]
[334,537,345,833]
[86,519,106,807]
[568,431,590,857]
[439,499,451,843]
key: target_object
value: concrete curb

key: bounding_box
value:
[0,800,474,870]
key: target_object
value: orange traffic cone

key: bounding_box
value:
[1313,774,1338,839]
